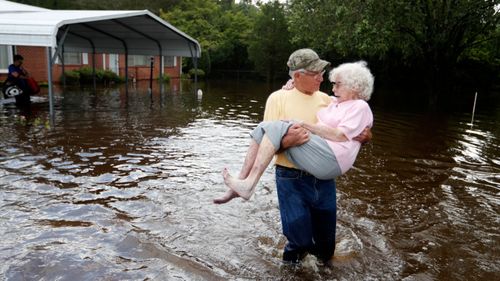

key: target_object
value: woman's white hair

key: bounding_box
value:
[329,61,374,101]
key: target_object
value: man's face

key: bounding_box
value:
[294,69,324,94]
[15,59,23,67]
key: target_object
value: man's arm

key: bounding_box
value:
[278,123,309,152]
[9,67,28,79]
[353,127,372,144]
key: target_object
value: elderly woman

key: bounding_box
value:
[223,61,374,200]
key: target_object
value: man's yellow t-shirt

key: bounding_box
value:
[263,88,332,168]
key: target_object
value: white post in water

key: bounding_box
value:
[470,92,478,127]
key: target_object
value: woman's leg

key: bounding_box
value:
[223,134,277,200]
[212,189,238,204]
[215,121,291,202]
[213,139,260,204]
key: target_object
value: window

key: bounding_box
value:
[0,46,13,73]
[62,52,82,64]
[128,55,151,66]
[164,56,176,67]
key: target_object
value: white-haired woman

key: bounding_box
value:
[222,61,374,200]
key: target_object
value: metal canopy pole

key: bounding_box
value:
[67,30,96,88]
[193,45,198,84]
[125,51,128,86]
[149,56,154,95]
[60,46,65,88]
[188,43,198,84]
[52,26,70,62]
[46,26,70,119]
[81,23,128,85]
[46,47,54,117]
[92,50,96,89]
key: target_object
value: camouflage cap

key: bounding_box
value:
[287,48,330,72]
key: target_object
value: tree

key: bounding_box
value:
[288,0,500,105]
[209,2,258,72]
[248,1,293,81]
[160,0,257,75]
[160,0,224,74]
[385,0,500,104]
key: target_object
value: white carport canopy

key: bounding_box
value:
[0,0,201,116]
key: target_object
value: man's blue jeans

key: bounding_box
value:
[275,165,337,263]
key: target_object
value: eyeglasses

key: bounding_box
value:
[298,69,325,79]
[331,81,342,87]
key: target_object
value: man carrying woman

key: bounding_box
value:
[214,49,373,266]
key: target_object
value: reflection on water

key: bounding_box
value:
[0,80,499,280]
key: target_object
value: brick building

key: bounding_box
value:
[0,45,182,84]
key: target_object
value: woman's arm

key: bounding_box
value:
[300,122,348,142]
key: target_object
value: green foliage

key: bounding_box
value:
[248,1,292,81]
[101,69,123,83]
[288,0,500,96]
[288,0,406,60]
[160,0,222,73]
[160,0,258,74]
[14,114,51,129]
[180,73,191,80]
[159,74,171,83]
[209,9,254,69]
[63,70,80,84]
[188,68,206,79]
[160,0,223,55]
[78,67,94,83]
[11,0,500,95]
[62,68,122,85]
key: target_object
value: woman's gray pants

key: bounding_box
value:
[250,121,342,180]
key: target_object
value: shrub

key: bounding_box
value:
[78,67,94,83]
[100,69,122,83]
[188,68,205,79]
[159,74,171,83]
[62,68,124,85]
[63,70,80,84]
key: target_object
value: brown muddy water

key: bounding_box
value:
[0,80,498,280]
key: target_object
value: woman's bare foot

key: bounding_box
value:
[222,168,254,200]
[213,189,239,204]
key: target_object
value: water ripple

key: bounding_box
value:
[0,84,498,280]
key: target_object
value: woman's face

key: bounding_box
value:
[331,75,358,102]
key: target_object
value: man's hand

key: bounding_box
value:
[280,123,309,150]
[21,68,29,78]
[353,127,372,144]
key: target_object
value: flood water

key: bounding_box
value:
[0,80,499,280]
